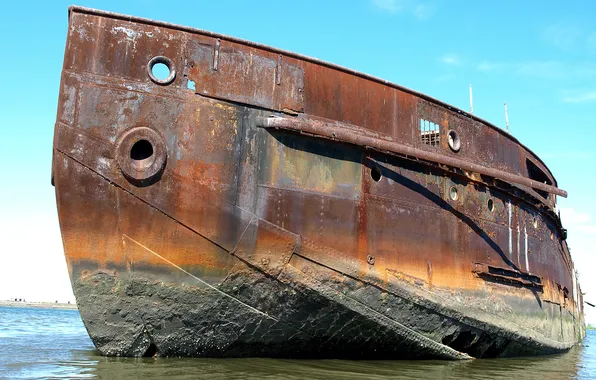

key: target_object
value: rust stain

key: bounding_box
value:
[52,6,584,358]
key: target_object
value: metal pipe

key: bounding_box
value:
[504,103,510,133]
[257,116,567,198]
[469,84,473,114]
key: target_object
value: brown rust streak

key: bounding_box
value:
[53,7,582,355]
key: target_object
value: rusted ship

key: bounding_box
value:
[53,7,585,359]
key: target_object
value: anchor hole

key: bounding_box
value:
[130,139,154,161]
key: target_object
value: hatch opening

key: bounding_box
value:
[526,159,552,199]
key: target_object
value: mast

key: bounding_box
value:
[469,84,474,114]
[504,102,510,133]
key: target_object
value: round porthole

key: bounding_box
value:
[487,198,495,212]
[147,56,176,85]
[116,127,167,187]
[449,186,458,201]
[448,130,461,152]
[371,167,382,182]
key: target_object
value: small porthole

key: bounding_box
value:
[371,167,382,182]
[151,63,170,81]
[448,130,461,152]
[449,186,458,201]
[533,218,538,229]
[147,56,176,85]
[487,198,494,212]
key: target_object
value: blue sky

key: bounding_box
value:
[0,0,594,324]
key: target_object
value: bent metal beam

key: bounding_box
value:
[257,116,568,198]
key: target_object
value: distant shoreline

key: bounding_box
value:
[0,300,78,310]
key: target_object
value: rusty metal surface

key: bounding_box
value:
[65,6,556,180]
[53,6,584,359]
[257,116,567,198]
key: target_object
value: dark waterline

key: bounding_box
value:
[0,306,594,379]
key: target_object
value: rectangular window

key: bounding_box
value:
[420,119,440,146]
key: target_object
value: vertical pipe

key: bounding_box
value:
[469,84,474,114]
[504,102,510,133]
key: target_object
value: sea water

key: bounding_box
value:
[0,306,594,379]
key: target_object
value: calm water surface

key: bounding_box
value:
[0,306,594,379]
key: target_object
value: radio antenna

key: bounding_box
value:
[469,84,474,114]
[504,102,510,133]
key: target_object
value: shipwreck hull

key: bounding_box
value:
[53,7,584,359]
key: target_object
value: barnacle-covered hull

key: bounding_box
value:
[53,7,585,358]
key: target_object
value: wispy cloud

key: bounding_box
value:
[372,0,404,13]
[541,151,594,160]
[434,73,455,83]
[562,90,596,103]
[515,61,565,78]
[543,23,583,51]
[414,4,435,20]
[477,61,501,72]
[441,54,460,65]
[560,208,596,236]
[476,60,561,77]
[372,0,435,19]
[588,32,596,53]
[476,60,596,79]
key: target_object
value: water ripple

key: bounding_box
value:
[0,306,594,379]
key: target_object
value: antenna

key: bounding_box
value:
[504,103,510,133]
[469,84,473,114]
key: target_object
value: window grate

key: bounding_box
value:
[420,119,440,146]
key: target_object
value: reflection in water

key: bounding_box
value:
[0,306,594,379]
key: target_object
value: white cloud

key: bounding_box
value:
[0,212,74,303]
[541,152,594,160]
[477,61,501,72]
[514,61,563,78]
[372,0,435,19]
[372,0,404,13]
[561,207,592,226]
[588,32,596,53]
[478,60,563,78]
[581,225,596,235]
[476,60,596,79]
[543,23,583,50]
[560,207,596,236]
[441,54,460,65]
[562,90,596,103]
[559,207,596,324]
[414,4,435,20]
[434,73,455,83]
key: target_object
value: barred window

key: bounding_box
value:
[420,119,440,146]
